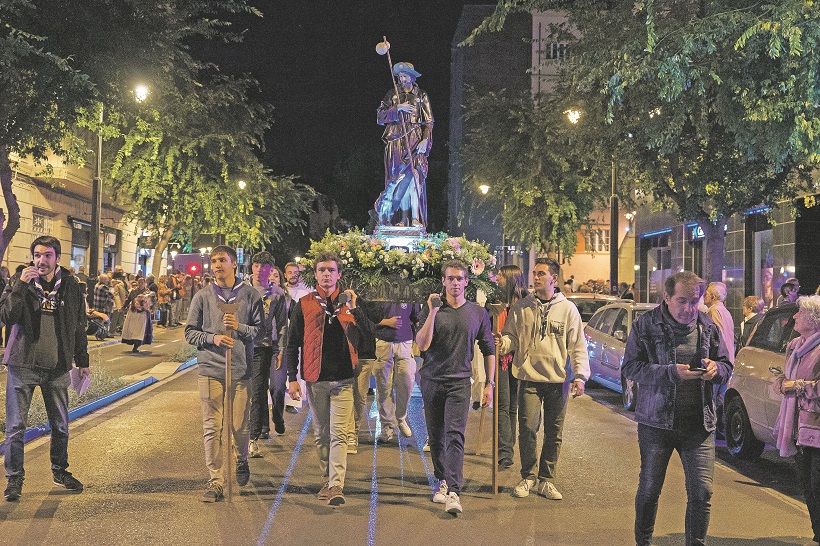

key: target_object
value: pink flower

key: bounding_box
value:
[471,258,485,276]
[445,238,461,252]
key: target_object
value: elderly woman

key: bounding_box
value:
[775,295,820,546]
[121,277,155,353]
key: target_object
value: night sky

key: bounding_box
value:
[206,1,498,226]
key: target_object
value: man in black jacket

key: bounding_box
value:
[2,236,90,501]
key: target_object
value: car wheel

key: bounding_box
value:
[621,376,637,411]
[725,396,764,460]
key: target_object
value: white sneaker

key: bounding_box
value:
[432,479,448,503]
[423,438,431,452]
[397,419,412,437]
[537,480,563,500]
[512,477,536,498]
[445,491,462,514]
[249,439,262,458]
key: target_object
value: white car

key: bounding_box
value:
[723,303,798,460]
[584,302,658,410]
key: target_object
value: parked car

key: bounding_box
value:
[584,302,658,410]
[722,303,799,460]
[566,293,628,324]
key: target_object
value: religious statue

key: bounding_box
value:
[373,58,434,228]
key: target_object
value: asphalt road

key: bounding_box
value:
[0,368,814,545]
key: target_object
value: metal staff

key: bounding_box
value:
[376,37,422,221]
[218,301,239,502]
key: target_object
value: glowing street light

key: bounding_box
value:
[134,84,150,103]
[564,109,581,125]
[238,180,247,190]
[479,184,490,195]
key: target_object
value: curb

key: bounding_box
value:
[0,357,198,455]
[89,338,122,350]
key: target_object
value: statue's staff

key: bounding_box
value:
[376,37,421,216]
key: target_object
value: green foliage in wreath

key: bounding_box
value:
[301,229,499,303]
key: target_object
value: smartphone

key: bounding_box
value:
[689,359,707,373]
[338,292,349,306]
[431,295,442,308]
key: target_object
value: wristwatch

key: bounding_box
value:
[487,380,495,387]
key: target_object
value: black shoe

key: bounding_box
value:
[4,476,23,501]
[53,470,83,492]
[236,460,250,486]
[259,431,270,440]
[498,459,513,470]
[285,406,299,414]
[274,421,285,435]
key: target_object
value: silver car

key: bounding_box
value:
[723,303,798,460]
[584,302,658,410]
[566,293,626,324]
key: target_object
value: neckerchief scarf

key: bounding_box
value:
[212,278,245,304]
[312,288,343,324]
[33,267,62,310]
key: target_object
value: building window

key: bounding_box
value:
[542,42,570,61]
[585,228,610,253]
[32,211,53,235]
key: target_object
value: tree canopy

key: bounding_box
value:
[2,0,315,275]
[464,0,819,279]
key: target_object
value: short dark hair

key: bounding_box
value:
[251,251,275,266]
[664,271,705,299]
[31,235,61,257]
[781,281,796,297]
[441,259,468,278]
[534,257,560,276]
[314,252,343,273]
[210,245,237,263]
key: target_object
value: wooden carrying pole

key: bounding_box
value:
[490,303,503,496]
[218,302,238,502]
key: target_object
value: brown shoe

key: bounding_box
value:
[327,485,345,506]
[317,481,331,500]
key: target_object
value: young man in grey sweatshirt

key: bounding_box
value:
[185,245,263,503]
[496,257,589,501]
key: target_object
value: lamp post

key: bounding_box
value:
[565,108,618,294]
[610,159,618,295]
[90,85,150,277]
[90,104,104,277]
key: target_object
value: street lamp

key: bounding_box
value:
[237,179,247,190]
[90,84,150,277]
[565,108,619,294]
[479,184,490,195]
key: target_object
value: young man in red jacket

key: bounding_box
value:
[285,252,370,506]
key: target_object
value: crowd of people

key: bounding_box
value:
[7,239,820,544]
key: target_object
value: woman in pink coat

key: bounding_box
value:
[775,295,820,545]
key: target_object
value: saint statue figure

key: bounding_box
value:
[374,61,434,227]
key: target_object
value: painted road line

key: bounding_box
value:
[257,414,312,546]
[153,343,166,348]
[107,356,123,362]
[368,400,382,546]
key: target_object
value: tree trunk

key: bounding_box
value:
[151,226,175,279]
[0,145,22,262]
[700,218,727,283]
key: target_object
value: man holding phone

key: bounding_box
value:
[622,271,733,546]
[416,259,495,515]
[2,236,90,501]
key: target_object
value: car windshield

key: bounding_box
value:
[747,306,799,354]
[571,299,612,323]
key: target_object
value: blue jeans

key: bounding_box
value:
[270,350,288,430]
[4,366,71,478]
[497,365,518,464]
[250,346,274,437]
[635,424,714,546]
[419,376,471,494]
